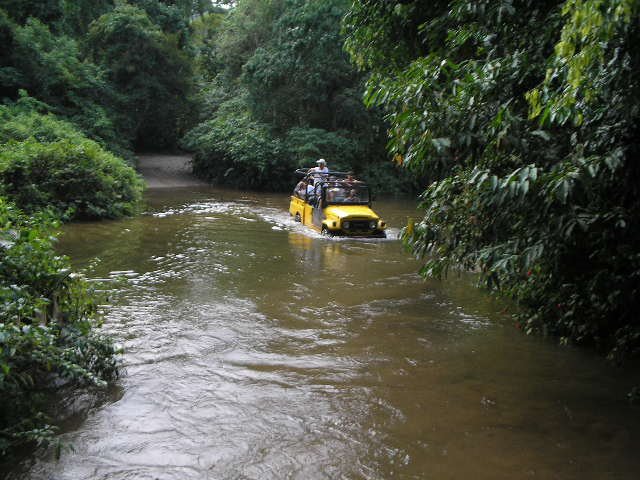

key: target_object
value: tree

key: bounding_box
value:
[0,0,64,26]
[184,0,412,193]
[86,3,194,148]
[0,11,124,153]
[242,0,359,132]
[60,0,113,35]
[344,0,640,361]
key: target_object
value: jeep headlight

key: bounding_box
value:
[369,220,377,229]
[343,221,350,229]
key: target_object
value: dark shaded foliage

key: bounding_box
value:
[1,1,197,154]
[344,0,640,361]
[0,0,64,26]
[0,10,126,154]
[85,3,195,149]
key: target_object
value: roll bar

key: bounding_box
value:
[294,168,355,179]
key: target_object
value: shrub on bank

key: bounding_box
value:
[183,100,288,190]
[0,138,144,220]
[0,101,87,146]
[183,97,409,193]
[0,96,135,163]
[0,198,118,458]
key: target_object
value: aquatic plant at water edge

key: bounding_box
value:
[0,198,119,458]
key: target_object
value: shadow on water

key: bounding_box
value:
[6,186,640,480]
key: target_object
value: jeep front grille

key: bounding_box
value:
[344,219,372,232]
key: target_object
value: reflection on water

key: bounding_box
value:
[8,186,640,479]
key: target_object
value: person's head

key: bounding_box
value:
[349,189,357,197]
[317,158,326,167]
[308,178,314,185]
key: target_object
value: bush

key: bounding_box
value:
[0,98,87,145]
[0,138,144,219]
[183,97,288,190]
[0,198,118,457]
[284,127,359,172]
[183,94,411,193]
[85,3,195,149]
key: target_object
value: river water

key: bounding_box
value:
[11,186,640,479]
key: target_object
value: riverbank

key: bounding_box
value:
[137,153,206,189]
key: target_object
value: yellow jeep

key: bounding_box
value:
[289,171,386,237]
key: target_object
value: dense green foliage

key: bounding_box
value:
[0,96,85,145]
[0,138,144,220]
[183,0,417,193]
[0,8,123,153]
[0,198,118,456]
[85,3,194,148]
[0,101,144,220]
[1,0,198,154]
[344,0,640,361]
[183,94,367,190]
[0,0,207,217]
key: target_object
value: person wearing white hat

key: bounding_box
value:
[311,158,329,174]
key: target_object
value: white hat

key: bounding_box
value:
[316,158,326,164]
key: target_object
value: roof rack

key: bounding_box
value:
[294,169,355,179]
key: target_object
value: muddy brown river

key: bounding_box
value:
[9,186,640,479]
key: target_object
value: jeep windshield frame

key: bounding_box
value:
[322,182,370,206]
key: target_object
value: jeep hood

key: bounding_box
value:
[324,205,379,219]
